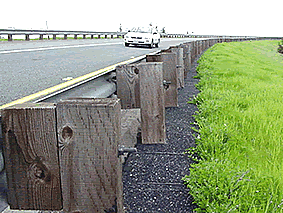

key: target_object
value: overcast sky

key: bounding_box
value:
[1,0,282,37]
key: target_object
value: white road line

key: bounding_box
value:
[0,42,123,54]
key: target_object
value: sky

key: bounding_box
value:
[0,0,282,37]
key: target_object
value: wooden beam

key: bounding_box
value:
[56,98,123,213]
[2,103,62,210]
[146,53,178,107]
[137,62,166,144]
[116,64,140,109]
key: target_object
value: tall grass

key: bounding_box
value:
[183,40,283,212]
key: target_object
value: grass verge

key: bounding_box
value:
[183,40,283,212]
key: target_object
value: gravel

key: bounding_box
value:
[122,54,202,213]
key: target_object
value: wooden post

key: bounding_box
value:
[146,53,178,107]
[191,41,195,62]
[91,35,94,39]
[39,34,43,40]
[53,34,56,40]
[180,42,192,78]
[137,62,166,144]
[64,34,67,39]
[2,103,62,210]
[98,35,101,39]
[170,47,184,88]
[25,34,30,41]
[83,35,86,39]
[116,64,140,109]
[74,34,77,39]
[56,98,123,213]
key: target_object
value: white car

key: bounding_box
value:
[124,28,160,48]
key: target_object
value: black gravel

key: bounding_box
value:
[122,54,203,213]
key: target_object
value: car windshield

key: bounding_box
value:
[130,27,154,33]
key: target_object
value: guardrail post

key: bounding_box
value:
[83,35,86,39]
[2,103,62,210]
[116,64,141,109]
[56,98,123,213]
[98,35,101,39]
[169,46,184,88]
[111,35,113,39]
[180,42,192,78]
[138,62,166,144]
[39,34,43,40]
[25,34,30,41]
[8,34,12,41]
[53,34,56,40]
[91,35,94,39]
[64,34,67,39]
[146,53,178,107]
[74,34,77,39]
[105,35,107,39]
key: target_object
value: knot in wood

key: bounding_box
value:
[29,157,51,183]
[134,67,139,74]
[62,126,73,140]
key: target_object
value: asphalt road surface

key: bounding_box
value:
[0,38,200,107]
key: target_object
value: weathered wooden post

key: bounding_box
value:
[138,62,166,144]
[192,41,196,62]
[83,35,86,39]
[98,35,101,39]
[64,34,67,40]
[39,34,43,40]
[91,35,94,39]
[146,53,178,107]
[170,46,184,88]
[74,34,78,39]
[56,98,123,213]
[180,42,192,78]
[53,34,56,40]
[2,103,62,211]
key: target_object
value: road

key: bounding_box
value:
[0,38,200,107]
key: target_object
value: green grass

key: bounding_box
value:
[183,40,283,212]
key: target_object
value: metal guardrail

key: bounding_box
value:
[2,28,278,41]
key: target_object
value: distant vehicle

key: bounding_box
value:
[124,27,160,48]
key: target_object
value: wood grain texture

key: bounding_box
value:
[146,53,178,107]
[138,62,165,144]
[2,103,62,210]
[56,98,123,213]
[116,64,140,109]
[170,47,184,88]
